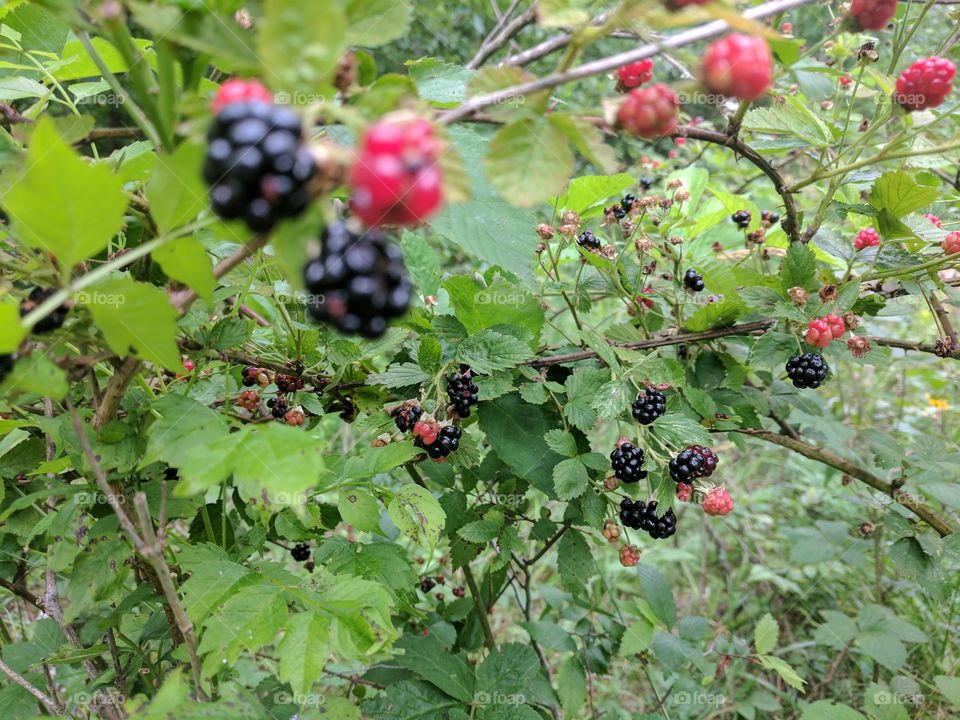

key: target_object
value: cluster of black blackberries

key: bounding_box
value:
[204,101,315,232]
[621,194,636,212]
[731,210,751,228]
[632,388,666,425]
[416,425,462,459]
[275,374,304,393]
[610,441,647,484]
[0,354,13,384]
[267,396,288,419]
[683,268,704,292]
[761,210,780,226]
[785,353,829,389]
[20,288,69,333]
[291,543,310,562]
[668,445,718,484]
[577,230,601,250]
[391,402,423,432]
[303,222,412,339]
[619,499,677,540]
[447,367,479,417]
[609,205,626,220]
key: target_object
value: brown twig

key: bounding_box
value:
[93,356,141,430]
[0,656,69,717]
[468,1,534,69]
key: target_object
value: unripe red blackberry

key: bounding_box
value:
[617,59,654,90]
[854,227,880,250]
[849,0,897,30]
[894,57,956,111]
[702,34,773,101]
[943,231,960,255]
[415,425,462,460]
[616,84,680,139]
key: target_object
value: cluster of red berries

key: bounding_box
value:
[242,366,271,387]
[849,0,897,30]
[617,59,654,90]
[204,79,315,232]
[805,314,846,349]
[923,213,942,228]
[236,390,259,412]
[617,83,680,139]
[854,227,880,250]
[350,114,443,227]
[702,34,773,101]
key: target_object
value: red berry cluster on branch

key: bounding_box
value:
[805,314,846,348]
[854,227,880,250]
[894,57,956,111]
[616,84,680,139]
[849,0,898,31]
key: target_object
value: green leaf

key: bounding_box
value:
[197,582,287,673]
[553,457,589,501]
[394,633,475,702]
[935,676,960,708]
[444,274,544,341]
[345,0,413,47]
[457,514,502,544]
[367,363,430,389]
[484,118,574,207]
[649,413,712,449]
[258,0,348,97]
[557,531,594,593]
[869,171,939,218]
[338,490,383,535]
[145,142,207,234]
[754,613,779,655]
[401,231,442,297]
[2,118,126,270]
[455,330,534,373]
[563,368,608,432]
[142,395,229,468]
[636,565,675,629]
[543,429,577,458]
[749,331,799,370]
[1,355,68,400]
[554,173,635,215]
[758,654,806,691]
[537,0,591,27]
[741,96,832,146]
[152,237,216,303]
[82,276,181,370]
[619,617,654,656]
[799,700,866,720]
[556,657,587,716]
[407,58,472,106]
[231,424,330,507]
[476,643,542,697]
[0,302,25,354]
[780,242,817,291]
[387,485,445,548]
[683,298,745,332]
[277,611,330,695]
[549,114,618,175]
[363,680,462,719]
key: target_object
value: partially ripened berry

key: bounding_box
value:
[854,227,880,250]
[761,210,780,226]
[683,269,704,292]
[839,75,853,89]
[416,425,462,460]
[204,100,315,232]
[275,374,304,393]
[616,84,680,139]
[805,315,844,348]
[923,213,942,228]
[669,446,713,484]
[603,520,622,544]
[619,544,641,567]
[350,115,443,227]
[632,388,666,425]
[237,390,259,411]
[20,287,68,333]
[212,78,273,115]
[676,483,693,502]
[610,439,648,484]
[894,57,956,111]
[413,420,439,447]
[701,487,734,516]
[824,313,846,339]
[391,402,423,432]
[303,222,412,339]
[702,34,773,101]
[943,231,960,255]
[577,230,601,250]
[617,59,654,89]
[785,352,829,389]
[849,0,897,30]
[269,396,288,419]
[291,543,310,562]
[619,499,677,540]
[447,367,479,418]
[731,210,751,228]
[284,408,305,426]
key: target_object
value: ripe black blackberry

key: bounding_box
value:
[20,288,69,333]
[391,402,423,432]
[268,396,288,419]
[632,388,666,425]
[639,177,653,190]
[203,100,315,232]
[241,366,257,387]
[621,194,636,212]
[619,499,677,540]
[683,269,704,292]
[731,210,751,228]
[291,543,310,562]
[610,441,648,484]
[785,353,829,389]
[668,445,717,484]
[761,210,780,226]
[577,230,601,250]
[303,222,412,339]
[610,205,626,220]
[446,367,479,418]
[275,374,304,393]
[416,425,462,459]
[0,353,13,384]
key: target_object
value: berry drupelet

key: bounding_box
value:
[785,353,829,389]
[447,367,479,418]
[291,543,311,562]
[303,222,412,339]
[683,268,704,292]
[621,194,637,212]
[632,388,666,425]
[610,440,648,484]
[204,97,315,232]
